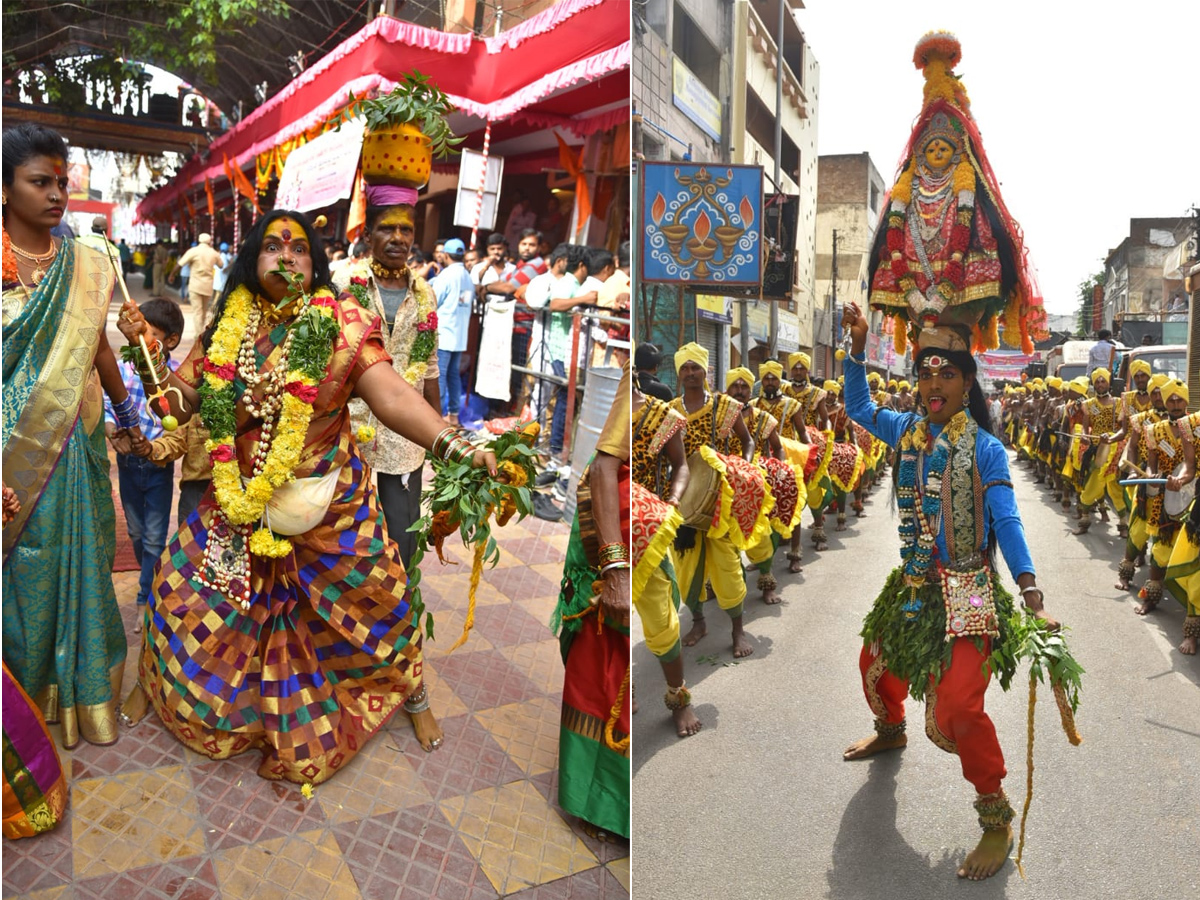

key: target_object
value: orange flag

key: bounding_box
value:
[223,154,261,214]
[183,190,196,218]
[555,132,591,238]
[205,177,215,219]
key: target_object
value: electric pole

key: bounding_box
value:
[831,228,838,377]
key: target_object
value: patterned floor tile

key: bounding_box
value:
[331,801,499,900]
[422,571,513,613]
[439,780,599,896]
[70,766,207,879]
[606,856,630,892]
[71,716,192,780]
[514,592,559,631]
[424,604,497,656]
[505,865,628,899]
[468,602,556,648]
[487,565,562,606]
[314,729,434,824]
[388,713,526,803]
[2,801,75,895]
[500,641,565,697]
[213,827,361,900]
[526,772,629,865]
[21,887,72,900]
[430,649,547,713]
[188,758,327,853]
[474,698,561,776]
[72,854,220,900]
[421,658,470,720]
[500,536,567,568]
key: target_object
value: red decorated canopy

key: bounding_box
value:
[137,0,628,221]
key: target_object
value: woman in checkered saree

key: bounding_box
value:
[116,211,497,784]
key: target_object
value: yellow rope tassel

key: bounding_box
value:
[1014,673,1036,879]
[448,541,486,652]
[1052,681,1083,746]
[604,667,631,752]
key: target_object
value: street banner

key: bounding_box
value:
[275,118,365,213]
[640,162,763,288]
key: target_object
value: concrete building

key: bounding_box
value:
[1103,217,1194,332]
[632,0,736,388]
[813,152,885,377]
[729,0,819,369]
[632,0,821,386]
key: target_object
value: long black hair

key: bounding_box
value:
[2,123,69,188]
[202,209,333,349]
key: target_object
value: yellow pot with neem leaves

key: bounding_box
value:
[361,124,433,189]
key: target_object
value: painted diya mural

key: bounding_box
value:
[640,162,763,286]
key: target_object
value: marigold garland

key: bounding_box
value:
[200,283,340,547]
[345,264,438,388]
[1,227,18,285]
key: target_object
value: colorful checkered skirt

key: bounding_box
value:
[136,444,424,785]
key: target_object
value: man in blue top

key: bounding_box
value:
[431,237,475,424]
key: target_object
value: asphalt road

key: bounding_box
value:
[631,453,1199,900]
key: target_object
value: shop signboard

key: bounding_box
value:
[275,119,365,212]
[672,58,722,142]
[453,149,505,231]
[695,294,732,324]
[640,162,763,288]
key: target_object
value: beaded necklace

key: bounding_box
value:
[896,410,971,617]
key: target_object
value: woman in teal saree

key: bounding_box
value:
[2,123,135,750]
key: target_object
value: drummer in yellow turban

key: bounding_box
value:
[1074,366,1124,535]
[752,358,811,572]
[669,344,759,658]
[1113,373,1171,594]
[784,351,835,551]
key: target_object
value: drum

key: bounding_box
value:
[1164,462,1197,521]
[760,456,800,537]
[677,450,722,531]
[711,450,771,550]
[631,481,679,571]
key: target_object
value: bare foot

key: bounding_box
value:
[682,619,707,647]
[957,826,1013,880]
[1114,578,1132,591]
[673,705,702,737]
[1180,635,1198,655]
[409,707,444,752]
[842,732,907,760]
[814,539,828,551]
[731,620,753,658]
[835,520,847,533]
[788,556,803,574]
[761,584,781,605]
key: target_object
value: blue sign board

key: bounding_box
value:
[640,162,763,288]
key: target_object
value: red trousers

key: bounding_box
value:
[859,639,1006,795]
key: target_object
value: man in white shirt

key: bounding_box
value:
[471,233,516,295]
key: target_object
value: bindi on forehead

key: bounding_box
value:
[265,218,303,242]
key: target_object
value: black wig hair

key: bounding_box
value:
[201,209,334,349]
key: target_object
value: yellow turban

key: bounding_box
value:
[674,342,709,374]
[1160,379,1190,404]
[1046,376,1062,390]
[823,379,842,395]
[1091,368,1111,384]
[788,352,811,371]
[726,366,755,390]
[898,380,911,391]
[1004,386,1013,395]
[1067,378,1088,397]
[1129,359,1152,379]
[868,372,882,386]
[759,360,784,380]
[888,380,898,390]
[1149,373,1170,392]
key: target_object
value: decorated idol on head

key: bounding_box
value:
[867,31,1045,358]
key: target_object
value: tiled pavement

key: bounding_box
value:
[3,279,630,899]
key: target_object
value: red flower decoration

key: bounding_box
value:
[210,444,236,463]
[285,381,320,403]
[886,229,904,253]
[350,276,368,287]
[311,294,338,309]
[889,255,910,279]
[942,260,965,289]
[204,358,237,381]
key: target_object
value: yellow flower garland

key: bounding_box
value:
[204,286,336,534]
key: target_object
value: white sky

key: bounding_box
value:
[796,0,1200,315]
